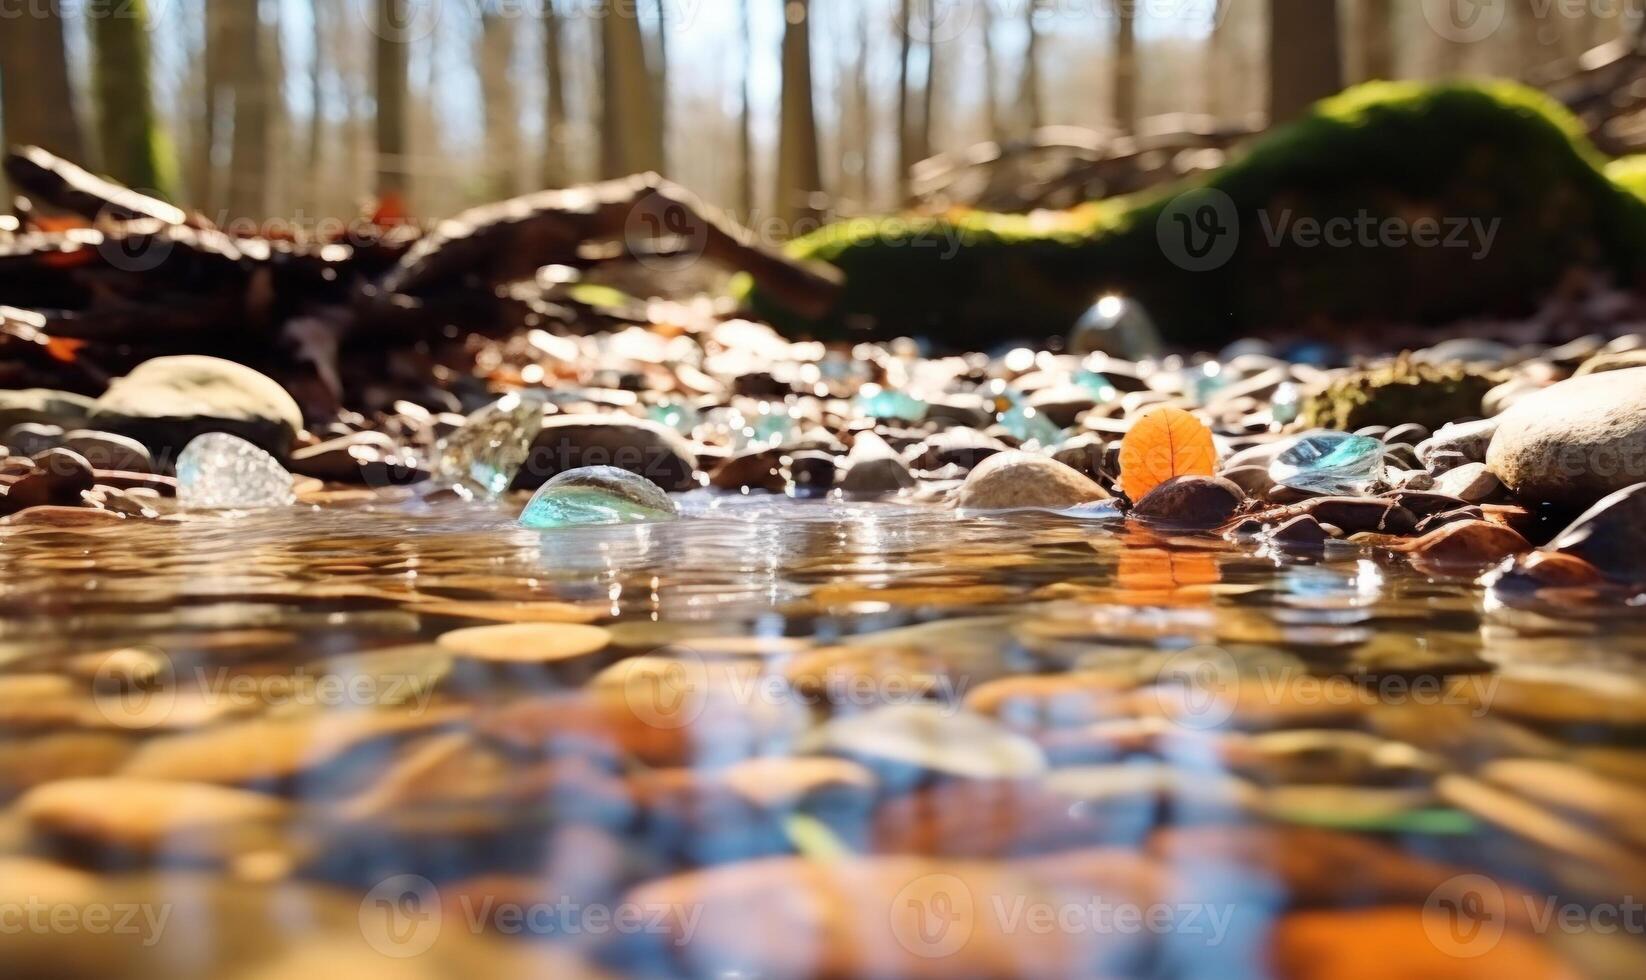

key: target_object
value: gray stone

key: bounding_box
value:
[0,389,96,431]
[62,431,152,474]
[838,432,916,497]
[955,450,1109,511]
[1549,483,1646,583]
[1416,418,1499,466]
[2,423,64,458]
[1433,462,1502,504]
[1221,465,1276,499]
[1485,368,1646,509]
[90,356,305,462]
[516,415,697,492]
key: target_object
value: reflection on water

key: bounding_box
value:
[2,492,1645,978]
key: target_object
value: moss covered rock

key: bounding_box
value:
[1299,357,1504,431]
[746,81,1646,350]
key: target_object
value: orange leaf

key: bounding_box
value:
[1118,406,1216,501]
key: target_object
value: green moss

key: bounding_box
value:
[1606,155,1646,200]
[748,81,1646,350]
[1298,357,1504,431]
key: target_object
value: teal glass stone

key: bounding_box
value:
[1269,431,1386,495]
[519,486,679,528]
[998,404,1062,447]
[647,401,700,436]
[1073,370,1119,404]
[854,387,927,422]
[1271,381,1301,425]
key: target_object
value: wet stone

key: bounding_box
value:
[838,432,916,496]
[1547,482,1646,583]
[62,430,152,474]
[1130,476,1245,529]
[955,450,1110,511]
[3,422,65,458]
[1433,461,1502,503]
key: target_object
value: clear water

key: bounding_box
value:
[2,491,1644,978]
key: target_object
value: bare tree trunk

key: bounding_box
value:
[918,0,936,164]
[478,8,521,199]
[1019,0,1044,134]
[1113,0,1138,133]
[220,0,269,218]
[651,0,670,174]
[308,0,327,183]
[87,0,174,197]
[1268,0,1343,124]
[600,5,664,177]
[0,3,85,204]
[1353,0,1396,82]
[850,2,875,206]
[739,0,755,217]
[374,0,409,196]
[980,0,1002,141]
[1205,0,1229,117]
[897,0,916,197]
[777,0,824,230]
[542,0,569,187]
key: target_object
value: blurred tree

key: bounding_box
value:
[374,0,409,195]
[651,0,670,173]
[1113,0,1138,132]
[1268,0,1343,123]
[0,3,86,171]
[220,0,271,219]
[1018,0,1044,134]
[979,0,1002,141]
[601,4,664,176]
[739,0,755,215]
[542,0,569,187]
[778,0,824,228]
[478,4,522,198]
[919,0,937,164]
[87,0,175,197]
[1353,0,1396,82]
[897,0,916,197]
[308,0,329,181]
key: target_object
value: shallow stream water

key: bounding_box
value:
[3,491,1645,978]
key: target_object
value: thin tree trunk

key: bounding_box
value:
[87,0,174,196]
[651,0,670,174]
[850,2,875,206]
[918,0,936,164]
[220,0,269,219]
[777,0,824,229]
[1019,0,1044,134]
[1268,0,1343,124]
[897,0,916,198]
[739,0,755,217]
[542,0,570,187]
[375,0,410,196]
[1354,0,1396,81]
[0,6,86,164]
[478,9,521,199]
[600,5,663,177]
[308,0,327,182]
[980,0,1002,141]
[1113,0,1138,133]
